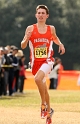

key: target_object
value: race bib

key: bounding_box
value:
[35,47,47,58]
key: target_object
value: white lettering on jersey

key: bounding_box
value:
[34,38,49,44]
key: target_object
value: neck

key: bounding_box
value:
[37,23,46,28]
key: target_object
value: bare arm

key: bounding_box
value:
[21,25,33,49]
[51,25,65,55]
[51,26,62,45]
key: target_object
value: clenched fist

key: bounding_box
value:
[21,25,33,49]
[24,31,32,41]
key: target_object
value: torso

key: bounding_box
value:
[29,24,54,62]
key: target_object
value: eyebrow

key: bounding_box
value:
[37,12,45,13]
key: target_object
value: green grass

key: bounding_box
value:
[50,90,80,103]
[0,90,80,107]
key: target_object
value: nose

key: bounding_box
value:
[39,13,43,16]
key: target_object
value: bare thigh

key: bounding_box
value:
[35,63,52,83]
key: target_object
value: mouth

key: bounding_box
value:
[39,17,43,20]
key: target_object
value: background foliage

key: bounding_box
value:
[0,0,80,70]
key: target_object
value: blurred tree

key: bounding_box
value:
[62,0,80,69]
[0,0,80,69]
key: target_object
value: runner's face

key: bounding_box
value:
[35,8,49,22]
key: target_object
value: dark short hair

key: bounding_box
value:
[36,5,49,14]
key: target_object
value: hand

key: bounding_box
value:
[24,31,32,41]
[58,44,65,55]
[21,31,32,49]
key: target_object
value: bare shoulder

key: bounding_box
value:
[25,25,34,32]
[49,25,56,33]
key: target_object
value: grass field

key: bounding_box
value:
[0,90,80,124]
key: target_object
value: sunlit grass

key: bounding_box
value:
[0,90,80,107]
[0,90,80,124]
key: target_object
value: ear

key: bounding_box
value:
[47,14,49,19]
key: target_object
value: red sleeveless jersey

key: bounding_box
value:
[29,24,54,75]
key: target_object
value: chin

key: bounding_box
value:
[38,20,44,22]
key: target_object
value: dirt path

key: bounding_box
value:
[0,107,80,124]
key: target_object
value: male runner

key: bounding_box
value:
[21,5,65,124]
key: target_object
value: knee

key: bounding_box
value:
[35,77,41,84]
